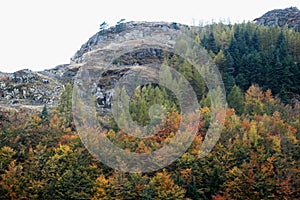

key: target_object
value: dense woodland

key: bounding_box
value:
[0,22,300,199]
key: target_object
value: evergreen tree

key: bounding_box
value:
[227,85,244,115]
[57,83,73,129]
[265,32,293,96]
[222,49,235,75]
[251,31,260,51]
[291,62,300,94]
[238,51,264,88]
[99,21,108,31]
[235,73,249,91]
[40,104,49,125]
[222,73,235,94]
[205,32,219,55]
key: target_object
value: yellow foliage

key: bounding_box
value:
[92,175,112,200]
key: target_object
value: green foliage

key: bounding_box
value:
[100,21,108,31]
[0,84,299,199]
[129,84,178,127]
[39,104,49,125]
[199,22,299,103]
[148,169,186,199]
[0,22,300,199]
[57,83,73,129]
[0,146,16,181]
[227,85,244,115]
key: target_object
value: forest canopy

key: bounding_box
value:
[0,22,299,199]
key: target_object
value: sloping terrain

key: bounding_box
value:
[0,21,186,110]
[254,7,300,31]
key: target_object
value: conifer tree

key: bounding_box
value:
[57,83,73,128]
[227,85,244,115]
[40,104,49,125]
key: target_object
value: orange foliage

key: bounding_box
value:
[212,195,226,200]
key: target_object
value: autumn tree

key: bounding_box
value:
[57,83,73,129]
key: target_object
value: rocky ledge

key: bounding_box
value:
[0,69,63,107]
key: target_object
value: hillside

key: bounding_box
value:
[0,22,186,110]
[0,9,299,199]
[1,18,300,111]
[254,7,300,31]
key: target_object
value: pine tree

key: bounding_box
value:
[57,83,73,129]
[235,73,249,91]
[223,49,235,75]
[266,31,294,96]
[223,73,235,94]
[40,104,49,125]
[206,32,219,54]
[251,31,260,51]
[227,85,244,115]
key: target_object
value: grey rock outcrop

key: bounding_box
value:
[68,21,191,130]
[71,21,185,63]
[0,21,186,111]
[254,7,300,31]
[0,69,63,107]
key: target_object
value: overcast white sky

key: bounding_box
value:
[0,0,299,72]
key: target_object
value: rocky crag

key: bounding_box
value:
[0,64,82,107]
[0,21,185,112]
[0,69,62,107]
[254,7,300,31]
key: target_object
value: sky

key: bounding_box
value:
[0,0,299,73]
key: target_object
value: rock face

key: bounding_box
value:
[71,21,183,64]
[72,21,186,119]
[0,21,186,110]
[0,69,63,107]
[254,7,300,31]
